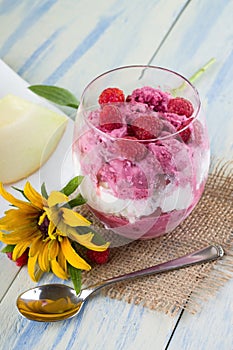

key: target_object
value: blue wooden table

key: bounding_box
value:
[0,1,233,349]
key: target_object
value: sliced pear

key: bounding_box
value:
[0,94,68,184]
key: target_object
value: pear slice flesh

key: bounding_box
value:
[0,94,68,184]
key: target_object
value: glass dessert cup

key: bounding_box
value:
[73,65,210,240]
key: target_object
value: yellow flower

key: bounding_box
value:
[0,181,109,282]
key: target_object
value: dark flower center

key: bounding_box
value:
[38,216,50,239]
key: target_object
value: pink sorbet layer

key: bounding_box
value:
[74,86,210,239]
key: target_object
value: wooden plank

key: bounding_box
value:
[0,0,188,100]
[168,278,233,349]
[150,0,233,161]
[0,242,20,301]
[0,270,179,349]
[0,1,189,349]
[148,0,233,348]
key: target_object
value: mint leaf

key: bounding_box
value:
[28,85,79,109]
[11,186,28,200]
[68,264,82,294]
[41,182,48,199]
[60,176,84,196]
[68,193,87,208]
[1,244,15,253]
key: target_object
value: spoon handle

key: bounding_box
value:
[87,244,224,294]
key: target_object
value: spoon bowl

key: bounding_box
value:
[17,284,84,322]
[17,244,224,322]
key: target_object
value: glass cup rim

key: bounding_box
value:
[79,64,201,142]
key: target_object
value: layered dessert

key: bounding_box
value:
[73,83,209,240]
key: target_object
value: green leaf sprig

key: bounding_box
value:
[1,244,15,253]
[29,85,79,109]
[189,57,216,84]
[172,57,216,96]
[41,176,86,209]
[68,263,82,294]
[60,176,84,196]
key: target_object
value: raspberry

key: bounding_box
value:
[98,88,125,105]
[168,97,194,117]
[6,252,13,260]
[178,127,191,143]
[114,137,147,162]
[126,87,169,112]
[7,249,29,267]
[86,248,110,264]
[177,119,193,143]
[99,105,123,131]
[131,115,163,140]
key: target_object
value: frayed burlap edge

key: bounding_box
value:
[79,159,233,316]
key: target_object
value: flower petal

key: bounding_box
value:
[56,226,68,237]
[61,237,91,271]
[38,241,50,272]
[29,236,43,257]
[12,241,29,260]
[23,182,44,209]
[66,227,110,251]
[0,228,40,244]
[0,220,37,232]
[0,182,38,212]
[50,259,68,280]
[62,208,91,227]
[28,254,43,282]
[48,220,57,240]
[47,191,68,207]
[57,249,67,273]
[28,239,46,281]
[48,240,59,260]
[38,211,47,226]
[0,208,38,228]
[44,207,61,227]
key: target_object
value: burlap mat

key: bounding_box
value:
[79,159,233,315]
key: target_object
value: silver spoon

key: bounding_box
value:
[17,244,224,322]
